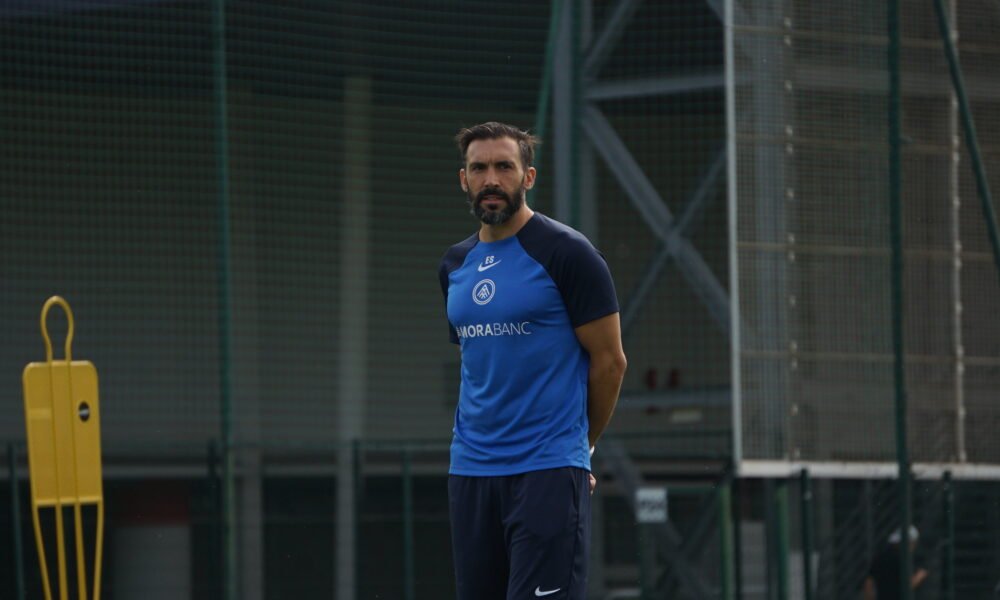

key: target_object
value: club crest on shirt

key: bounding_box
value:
[472,279,496,305]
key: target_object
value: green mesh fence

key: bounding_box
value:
[3,0,1000,598]
[732,0,1000,468]
[593,0,730,455]
[0,1,731,598]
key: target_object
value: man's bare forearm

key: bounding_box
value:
[587,352,627,448]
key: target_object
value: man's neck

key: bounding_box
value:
[479,206,535,243]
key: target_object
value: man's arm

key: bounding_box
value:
[575,312,627,448]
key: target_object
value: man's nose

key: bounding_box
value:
[484,166,501,187]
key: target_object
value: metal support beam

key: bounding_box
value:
[720,477,736,600]
[600,440,716,598]
[583,104,731,334]
[775,479,790,600]
[706,0,748,26]
[620,149,726,334]
[659,469,735,596]
[620,246,671,334]
[553,0,579,225]
[587,73,725,101]
[337,75,372,600]
[579,0,599,241]
[800,469,814,600]
[676,149,727,237]
[942,471,955,600]
[583,0,643,77]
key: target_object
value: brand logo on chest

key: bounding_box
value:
[477,255,501,272]
[472,279,496,305]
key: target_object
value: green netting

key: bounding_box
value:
[1,2,731,454]
[732,0,1000,466]
[4,0,1000,598]
[0,1,732,597]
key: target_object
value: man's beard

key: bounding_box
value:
[468,185,525,225]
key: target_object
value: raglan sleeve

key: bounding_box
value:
[438,258,460,345]
[551,237,620,328]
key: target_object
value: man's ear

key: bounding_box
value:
[459,168,468,192]
[523,166,537,190]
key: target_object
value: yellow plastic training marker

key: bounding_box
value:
[22,296,104,600]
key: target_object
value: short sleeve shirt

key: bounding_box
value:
[438,213,619,476]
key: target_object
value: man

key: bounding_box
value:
[862,526,929,600]
[438,122,627,600]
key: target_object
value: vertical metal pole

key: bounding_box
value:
[800,469,814,600]
[733,475,744,599]
[402,448,414,600]
[553,0,580,227]
[208,440,222,596]
[337,74,372,600]
[638,524,652,600]
[9,443,26,600]
[888,0,913,597]
[212,0,236,596]
[942,471,955,600]
[863,480,874,562]
[724,0,745,478]
[944,0,967,465]
[577,0,598,241]
[775,479,789,600]
[933,0,1000,281]
[765,479,775,598]
[569,0,581,229]
[719,479,735,600]
[352,440,362,600]
[529,0,563,206]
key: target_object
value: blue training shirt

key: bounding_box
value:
[438,212,620,476]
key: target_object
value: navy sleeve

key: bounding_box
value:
[439,234,478,344]
[438,260,458,344]
[549,237,620,327]
[519,214,619,328]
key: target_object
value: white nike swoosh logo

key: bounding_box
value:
[477,260,502,272]
[535,587,561,597]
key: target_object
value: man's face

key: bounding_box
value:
[460,137,536,225]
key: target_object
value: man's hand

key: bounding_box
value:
[589,473,597,495]
[862,576,876,600]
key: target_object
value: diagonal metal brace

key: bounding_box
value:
[657,466,736,596]
[599,439,717,599]
[620,148,726,334]
[583,0,644,77]
[582,103,731,335]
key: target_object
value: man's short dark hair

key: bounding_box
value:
[455,122,540,170]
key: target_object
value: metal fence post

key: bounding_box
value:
[888,0,913,597]
[719,478,735,600]
[212,0,236,596]
[933,0,1000,282]
[942,471,955,600]
[734,474,743,599]
[353,439,362,600]
[208,439,222,596]
[529,0,563,206]
[402,447,415,600]
[800,469,813,600]
[9,443,26,600]
[776,479,789,600]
